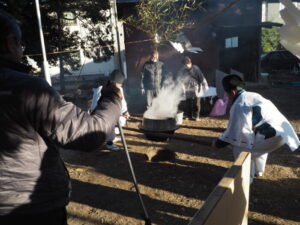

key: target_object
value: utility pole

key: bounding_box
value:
[110,0,127,78]
[35,0,52,86]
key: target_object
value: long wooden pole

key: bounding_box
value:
[123,127,212,146]
[117,123,151,225]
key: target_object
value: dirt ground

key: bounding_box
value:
[60,80,300,225]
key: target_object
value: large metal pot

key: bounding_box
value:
[141,117,177,132]
[140,116,179,141]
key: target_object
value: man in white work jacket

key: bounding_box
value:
[212,75,300,182]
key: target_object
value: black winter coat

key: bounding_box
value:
[141,60,167,90]
[0,60,121,215]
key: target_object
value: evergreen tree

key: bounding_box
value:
[1,0,114,92]
[261,27,282,53]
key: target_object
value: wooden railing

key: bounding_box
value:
[188,152,251,225]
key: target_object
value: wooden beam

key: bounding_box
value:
[188,152,251,225]
[123,127,213,146]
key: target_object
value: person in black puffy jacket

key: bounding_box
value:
[140,49,168,109]
[0,10,122,225]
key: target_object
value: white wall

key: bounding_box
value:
[50,6,125,78]
[262,1,300,23]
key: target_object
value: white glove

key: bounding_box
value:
[141,89,145,95]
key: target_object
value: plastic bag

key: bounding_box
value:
[209,95,228,117]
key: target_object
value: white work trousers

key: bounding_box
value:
[232,134,285,182]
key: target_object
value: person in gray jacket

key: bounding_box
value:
[178,56,206,121]
[141,49,168,109]
[0,10,122,225]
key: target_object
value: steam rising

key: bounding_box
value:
[144,76,185,119]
